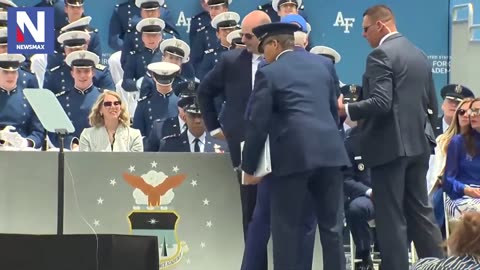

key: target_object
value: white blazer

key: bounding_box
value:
[79,125,143,152]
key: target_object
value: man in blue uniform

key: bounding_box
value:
[190,0,232,71]
[341,84,375,270]
[140,38,194,97]
[0,28,39,89]
[189,0,210,55]
[144,80,196,152]
[197,11,240,80]
[108,0,174,51]
[241,22,350,270]
[258,0,306,22]
[133,62,180,137]
[160,96,227,153]
[34,0,67,30]
[44,31,114,94]
[50,51,103,149]
[0,53,44,149]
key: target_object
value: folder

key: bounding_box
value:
[240,135,272,184]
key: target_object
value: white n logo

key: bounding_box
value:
[16,11,45,43]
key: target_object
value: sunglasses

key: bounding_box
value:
[458,109,468,116]
[363,24,373,33]
[103,101,121,107]
[470,108,480,116]
[239,32,254,40]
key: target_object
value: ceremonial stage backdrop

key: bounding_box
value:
[13,0,450,101]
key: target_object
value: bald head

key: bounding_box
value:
[241,11,271,54]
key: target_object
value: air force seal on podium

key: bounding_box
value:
[123,170,189,268]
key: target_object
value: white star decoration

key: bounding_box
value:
[93,220,100,227]
[172,166,179,173]
[203,198,210,206]
[200,242,206,248]
[109,179,116,186]
[148,218,158,225]
[151,161,157,168]
[97,197,104,205]
[190,180,198,187]
[129,165,136,172]
[186,258,191,264]
[206,221,213,228]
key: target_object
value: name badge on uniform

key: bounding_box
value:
[354,156,362,160]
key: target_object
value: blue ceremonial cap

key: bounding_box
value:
[280,14,307,33]
[340,84,362,104]
[252,22,300,53]
[176,80,199,108]
[440,84,474,101]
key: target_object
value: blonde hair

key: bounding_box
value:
[438,98,474,155]
[88,90,130,127]
[447,212,480,258]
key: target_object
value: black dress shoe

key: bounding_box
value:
[355,260,374,270]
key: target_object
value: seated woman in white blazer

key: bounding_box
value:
[79,90,143,152]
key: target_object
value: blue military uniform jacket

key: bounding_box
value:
[0,86,44,147]
[144,116,186,152]
[34,0,67,30]
[50,85,103,148]
[132,90,179,137]
[160,130,228,153]
[189,11,211,70]
[191,25,219,71]
[43,62,115,94]
[109,0,175,51]
[343,127,371,202]
[257,1,307,22]
[196,45,229,80]
[122,47,162,92]
[18,68,39,89]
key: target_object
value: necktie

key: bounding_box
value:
[193,138,200,153]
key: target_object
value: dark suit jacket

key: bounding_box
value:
[343,127,371,201]
[160,131,228,153]
[241,50,350,177]
[434,116,445,138]
[348,33,438,167]
[144,117,183,152]
[197,48,253,167]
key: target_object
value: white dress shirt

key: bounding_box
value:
[442,117,449,133]
[178,116,186,133]
[187,130,206,153]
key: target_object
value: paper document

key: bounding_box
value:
[240,135,272,184]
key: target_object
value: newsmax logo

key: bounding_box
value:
[7,7,54,54]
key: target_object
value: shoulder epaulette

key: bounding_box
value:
[130,50,136,55]
[204,48,214,54]
[49,65,61,72]
[161,134,179,140]
[95,63,106,71]
[197,26,206,32]
[55,90,67,97]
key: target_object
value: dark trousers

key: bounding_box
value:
[241,176,316,270]
[372,155,444,270]
[270,167,345,270]
[345,196,375,255]
[236,170,257,241]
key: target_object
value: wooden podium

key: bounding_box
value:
[0,234,159,270]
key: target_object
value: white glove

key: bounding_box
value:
[0,126,28,148]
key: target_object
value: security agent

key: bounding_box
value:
[0,53,44,149]
[160,96,227,153]
[140,38,195,97]
[190,0,232,71]
[197,11,240,80]
[0,28,40,89]
[50,51,103,149]
[33,0,67,30]
[435,84,474,138]
[108,0,174,51]
[341,84,375,270]
[133,62,180,137]
[119,0,180,67]
[226,29,245,49]
[144,80,197,152]
[43,31,114,94]
[122,17,166,93]
[241,22,350,270]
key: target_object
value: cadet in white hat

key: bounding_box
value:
[57,30,90,50]
[135,0,164,10]
[0,53,44,150]
[160,38,191,64]
[136,17,165,33]
[64,0,83,7]
[58,16,101,62]
[309,46,341,64]
[65,50,99,68]
[226,29,245,49]
[64,0,86,27]
[272,0,302,14]
[133,61,181,137]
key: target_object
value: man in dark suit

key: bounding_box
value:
[197,10,271,246]
[160,97,227,153]
[242,22,350,270]
[337,5,444,270]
